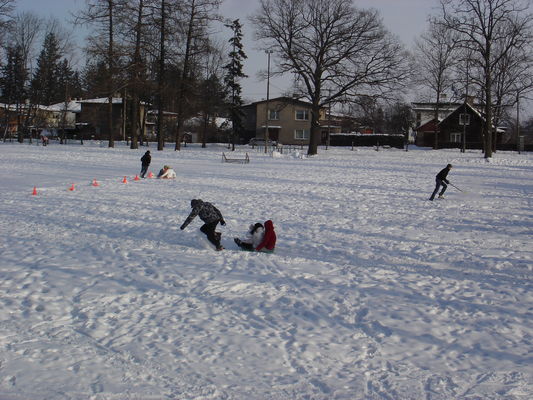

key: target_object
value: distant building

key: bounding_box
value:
[413,100,504,149]
[241,96,341,145]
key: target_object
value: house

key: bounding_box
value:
[77,97,129,140]
[412,100,460,129]
[0,102,72,139]
[414,102,503,149]
[145,110,178,141]
[241,96,341,145]
[45,100,82,131]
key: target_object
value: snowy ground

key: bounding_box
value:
[0,141,532,400]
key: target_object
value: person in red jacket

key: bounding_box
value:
[255,220,276,252]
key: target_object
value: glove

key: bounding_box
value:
[220,220,226,226]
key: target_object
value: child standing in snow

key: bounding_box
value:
[180,199,226,251]
[140,150,151,178]
[429,164,453,201]
[234,223,264,251]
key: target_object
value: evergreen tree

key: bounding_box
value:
[0,45,28,142]
[31,32,62,105]
[223,19,247,150]
[0,45,27,104]
[82,60,109,98]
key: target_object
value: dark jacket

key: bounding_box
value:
[180,199,224,229]
[256,220,276,251]
[436,166,451,183]
[141,152,151,166]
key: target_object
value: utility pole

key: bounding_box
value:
[462,53,470,153]
[264,50,273,154]
[326,89,331,150]
[516,92,521,154]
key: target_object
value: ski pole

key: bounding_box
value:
[448,182,463,192]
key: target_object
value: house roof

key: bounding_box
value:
[79,97,124,104]
[438,102,484,126]
[245,96,313,107]
[46,101,82,113]
[416,118,439,131]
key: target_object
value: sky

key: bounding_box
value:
[14,0,440,102]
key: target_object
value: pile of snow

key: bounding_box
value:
[0,142,531,399]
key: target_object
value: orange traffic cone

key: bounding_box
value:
[32,186,37,195]
[134,175,140,181]
[147,171,153,178]
[122,176,128,183]
[92,179,99,187]
[68,184,75,191]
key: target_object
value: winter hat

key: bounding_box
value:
[252,223,264,233]
[191,199,202,208]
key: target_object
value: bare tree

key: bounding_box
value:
[77,0,126,148]
[173,0,221,151]
[0,0,15,48]
[490,41,533,145]
[440,0,533,158]
[118,0,152,149]
[153,0,171,151]
[414,21,459,149]
[251,0,410,155]
[11,12,43,71]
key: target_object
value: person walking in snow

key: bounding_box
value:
[180,199,226,251]
[234,222,264,251]
[140,150,151,178]
[255,220,276,252]
[429,164,453,201]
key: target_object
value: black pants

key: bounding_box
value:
[140,164,149,178]
[200,220,221,247]
[430,178,447,200]
[237,241,254,251]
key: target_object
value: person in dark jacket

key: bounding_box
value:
[140,151,151,178]
[429,164,453,201]
[255,220,276,252]
[180,199,226,251]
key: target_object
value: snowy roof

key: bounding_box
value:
[79,97,124,104]
[46,101,82,113]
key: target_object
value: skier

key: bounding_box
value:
[234,222,264,251]
[429,164,453,201]
[140,150,151,178]
[255,220,276,252]
[180,199,226,251]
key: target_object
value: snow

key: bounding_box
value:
[0,141,532,400]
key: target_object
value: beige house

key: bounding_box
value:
[241,97,340,145]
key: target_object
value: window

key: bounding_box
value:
[268,109,279,120]
[450,132,461,143]
[295,109,309,120]
[459,113,470,126]
[294,129,310,140]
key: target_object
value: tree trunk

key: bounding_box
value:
[157,0,166,151]
[434,91,440,150]
[484,69,493,158]
[307,104,321,155]
[174,2,196,151]
[107,0,115,148]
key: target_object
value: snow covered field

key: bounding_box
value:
[0,141,532,400]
